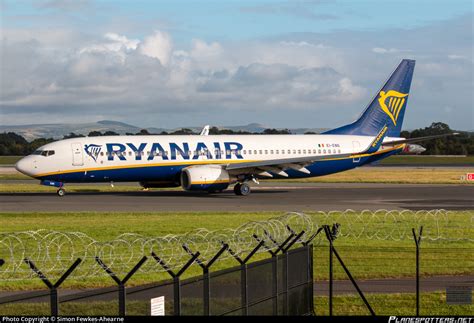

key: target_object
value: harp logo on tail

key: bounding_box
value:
[378,90,408,126]
[84,144,102,162]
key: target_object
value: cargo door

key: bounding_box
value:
[71,143,84,166]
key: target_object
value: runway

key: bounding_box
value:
[1,183,473,212]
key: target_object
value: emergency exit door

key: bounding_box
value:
[71,143,84,166]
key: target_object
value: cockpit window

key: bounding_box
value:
[33,150,55,156]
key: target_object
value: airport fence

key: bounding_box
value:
[0,210,473,316]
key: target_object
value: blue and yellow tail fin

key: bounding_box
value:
[325,59,415,137]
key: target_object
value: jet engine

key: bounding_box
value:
[180,165,234,192]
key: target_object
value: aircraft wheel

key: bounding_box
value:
[234,183,251,196]
[240,183,251,196]
[233,183,242,195]
[57,188,66,197]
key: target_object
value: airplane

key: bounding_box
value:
[15,59,456,197]
[402,144,426,154]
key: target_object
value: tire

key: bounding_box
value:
[57,188,66,197]
[240,183,251,196]
[233,183,242,195]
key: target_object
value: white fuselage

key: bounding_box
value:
[15,134,403,184]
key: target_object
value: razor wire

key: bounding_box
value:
[0,209,472,281]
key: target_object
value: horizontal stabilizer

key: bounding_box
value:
[383,133,459,146]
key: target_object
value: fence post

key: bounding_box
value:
[183,243,228,315]
[302,226,323,316]
[95,256,147,316]
[152,250,200,316]
[322,225,376,316]
[24,258,82,316]
[412,226,423,316]
[226,240,264,315]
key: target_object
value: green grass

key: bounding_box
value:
[0,183,173,193]
[0,211,472,290]
[1,168,473,191]
[0,292,472,316]
[279,167,474,184]
[0,174,32,180]
[314,292,474,316]
[0,156,22,165]
[380,155,474,165]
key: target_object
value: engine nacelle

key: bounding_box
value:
[181,165,233,192]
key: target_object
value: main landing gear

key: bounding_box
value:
[234,182,251,196]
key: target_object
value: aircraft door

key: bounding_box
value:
[352,141,360,163]
[71,143,84,166]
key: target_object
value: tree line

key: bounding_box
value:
[0,122,472,156]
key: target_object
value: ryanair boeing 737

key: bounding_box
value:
[15,59,455,196]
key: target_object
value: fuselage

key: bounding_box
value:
[15,134,404,184]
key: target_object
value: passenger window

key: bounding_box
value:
[318,149,321,154]
[270,150,273,154]
[338,149,341,154]
[323,149,326,154]
[293,150,296,154]
[259,150,262,154]
[276,150,279,154]
[264,150,268,154]
[288,150,291,154]
[298,150,301,154]
[303,150,306,154]
[254,150,257,154]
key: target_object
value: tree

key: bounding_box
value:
[63,133,84,139]
[88,131,103,137]
[103,131,119,136]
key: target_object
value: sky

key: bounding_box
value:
[1,0,473,130]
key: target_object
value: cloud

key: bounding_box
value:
[0,14,472,130]
[138,31,173,66]
[240,1,338,21]
[35,0,92,11]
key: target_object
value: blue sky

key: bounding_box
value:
[1,0,473,130]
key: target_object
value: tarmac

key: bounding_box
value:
[0,182,473,212]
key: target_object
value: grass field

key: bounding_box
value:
[0,156,22,165]
[314,292,474,316]
[281,167,474,184]
[0,167,473,192]
[0,211,472,291]
[0,292,472,316]
[380,155,474,165]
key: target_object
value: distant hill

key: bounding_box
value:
[0,120,328,140]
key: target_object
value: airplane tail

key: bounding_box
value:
[324,59,415,137]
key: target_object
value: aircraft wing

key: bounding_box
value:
[225,153,352,177]
[383,132,459,146]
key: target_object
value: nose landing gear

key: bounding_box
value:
[57,188,66,197]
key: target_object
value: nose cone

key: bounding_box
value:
[15,156,35,177]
